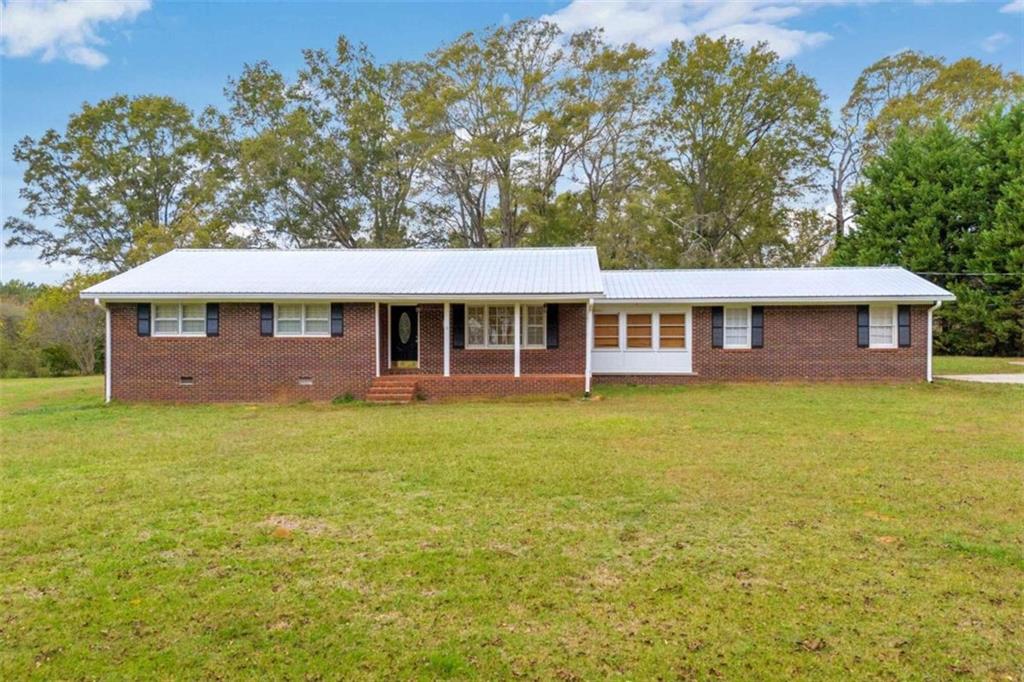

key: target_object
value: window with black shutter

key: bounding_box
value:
[260,303,274,336]
[898,305,911,347]
[751,306,764,348]
[206,303,220,337]
[451,304,465,349]
[711,306,724,348]
[545,304,559,349]
[857,305,870,348]
[137,303,151,337]
[331,303,344,337]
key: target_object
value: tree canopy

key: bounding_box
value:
[5,22,1023,357]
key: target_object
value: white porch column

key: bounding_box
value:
[584,298,594,396]
[513,303,521,378]
[374,302,380,377]
[103,301,111,403]
[443,302,451,377]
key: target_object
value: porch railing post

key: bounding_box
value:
[374,302,380,377]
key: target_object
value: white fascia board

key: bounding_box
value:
[594,295,955,305]
[81,292,599,303]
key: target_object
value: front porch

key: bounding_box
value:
[370,301,590,401]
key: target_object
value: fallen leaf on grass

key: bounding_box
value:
[797,638,827,652]
[875,535,899,545]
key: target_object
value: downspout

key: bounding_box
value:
[927,300,942,383]
[98,299,111,403]
[584,298,594,397]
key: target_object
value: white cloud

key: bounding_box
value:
[542,1,834,59]
[0,0,151,68]
[1000,0,1023,13]
[980,31,1011,53]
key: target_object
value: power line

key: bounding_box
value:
[913,271,1024,277]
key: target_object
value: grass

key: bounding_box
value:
[2,376,1022,679]
[934,355,1024,374]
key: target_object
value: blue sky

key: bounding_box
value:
[2,0,1022,284]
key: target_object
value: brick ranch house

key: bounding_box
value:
[81,247,955,403]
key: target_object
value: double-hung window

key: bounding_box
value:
[522,305,546,347]
[153,303,206,336]
[488,305,515,346]
[276,303,330,337]
[724,307,751,349]
[466,304,545,348]
[869,304,896,348]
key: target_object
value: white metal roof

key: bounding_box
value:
[82,247,604,300]
[81,248,954,303]
[601,267,954,302]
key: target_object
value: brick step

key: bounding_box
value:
[366,376,418,404]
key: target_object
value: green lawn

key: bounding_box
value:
[2,377,1022,679]
[934,355,1024,375]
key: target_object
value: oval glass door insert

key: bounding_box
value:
[398,312,412,344]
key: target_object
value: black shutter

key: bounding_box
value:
[452,304,465,349]
[898,305,911,347]
[546,304,559,349]
[751,306,764,348]
[206,303,220,337]
[857,305,870,348]
[260,303,274,336]
[331,303,344,337]
[711,306,724,348]
[136,303,151,337]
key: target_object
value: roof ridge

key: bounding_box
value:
[602,265,906,273]
[169,246,599,253]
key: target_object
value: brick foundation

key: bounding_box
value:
[416,375,584,400]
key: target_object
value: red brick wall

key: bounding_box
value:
[109,302,376,401]
[593,304,929,385]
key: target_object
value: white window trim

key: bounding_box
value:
[521,304,547,349]
[869,304,897,349]
[723,306,752,349]
[274,303,331,338]
[466,304,546,349]
[152,302,207,337]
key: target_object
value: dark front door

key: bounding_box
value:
[390,306,418,364]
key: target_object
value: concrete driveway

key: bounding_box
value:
[938,374,1024,384]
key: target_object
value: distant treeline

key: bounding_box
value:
[4,21,1023,358]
